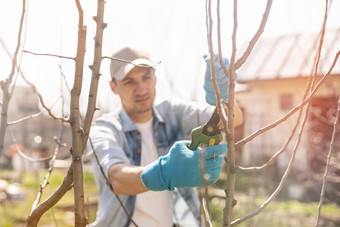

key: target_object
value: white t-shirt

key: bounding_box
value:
[130,118,173,227]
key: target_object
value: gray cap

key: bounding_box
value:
[110,46,156,80]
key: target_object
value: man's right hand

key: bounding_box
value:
[141,140,227,191]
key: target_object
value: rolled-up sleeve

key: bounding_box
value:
[87,120,130,180]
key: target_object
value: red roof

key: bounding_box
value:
[237,28,340,82]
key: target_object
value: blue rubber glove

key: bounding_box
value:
[203,54,237,105]
[141,141,227,191]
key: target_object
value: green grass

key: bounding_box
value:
[1,169,339,226]
[0,168,98,226]
[209,197,340,227]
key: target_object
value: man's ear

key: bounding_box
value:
[109,81,118,94]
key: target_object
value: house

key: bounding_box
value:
[235,29,340,178]
[0,85,72,169]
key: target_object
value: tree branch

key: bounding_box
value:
[232,99,310,225]
[234,0,273,70]
[71,0,87,226]
[26,163,74,226]
[19,70,69,122]
[7,96,62,126]
[0,0,27,157]
[315,97,340,226]
[88,137,138,226]
[8,128,52,162]
[234,3,332,223]
[237,0,331,172]
[236,51,340,149]
[222,0,239,224]
[82,0,106,149]
[22,50,75,60]
[31,134,64,211]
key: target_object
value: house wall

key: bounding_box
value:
[235,75,340,172]
[0,86,72,168]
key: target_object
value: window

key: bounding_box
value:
[280,94,293,110]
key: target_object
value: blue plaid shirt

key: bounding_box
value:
[87,99,213,226]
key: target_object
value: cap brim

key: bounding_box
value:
[114,58,156,80]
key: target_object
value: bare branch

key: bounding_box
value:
[234,3,332,223]
[205,0,230,140]
[201,195,213,227]
[8,128,52,162]
[315,97,340,226]
[31,135,64,211]
[216,0,229,78]
[58,64,71,93]
[19,70,69,122]
[83,0,106,148]
[0,0,27,157]
[7,96,62,126]
[221,0,241,225]
[102,56,161,68]
[31,81,67,212]
[23,50,75,60]
[232,90,312,226]
[88,137,138,226]
[236,116,300,172]
[71,0,88,225]
[234,0,273,70]
[7,110,46,126]
[236,51,340,149]
[237,0,331,173]
[26,163,74,226]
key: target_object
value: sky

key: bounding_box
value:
[0,0,339,116]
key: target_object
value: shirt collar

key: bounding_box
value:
[118,105,164,132]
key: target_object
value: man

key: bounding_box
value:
[87,46,243,226]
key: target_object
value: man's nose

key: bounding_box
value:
[135,82,147,94]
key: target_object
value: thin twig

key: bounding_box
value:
[88,137,138,226]
[22,50,75,60]
[8,128,52,162]
[58,64,71,93]
[31,78,67,211]
[237,0,331,172]
[10,0,30,96]
[7,110,46,126]
[233,3,331,224]
[206,0,231,138]
[236,120,299,172]
[0,0,27,157]
[199,147,212,227]
[19,70,69,122]
[31,135,64,211]
[315,97,340,226]
[216,0,229,78]
[232,94,311,226]
[236,51,340,149]
[26,163,74,226]
[202,195,213,227]
[101,56,161,67]
[82,0,106,149]
[7,96,62,126]
[234,0,273,70]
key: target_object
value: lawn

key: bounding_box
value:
[0,168,98,227]
[0,168,339,226]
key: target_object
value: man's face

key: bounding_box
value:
[110,66,157,121]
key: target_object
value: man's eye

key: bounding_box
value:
[124,80,134,85]
[144,75,152,80]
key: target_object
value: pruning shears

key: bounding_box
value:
[187,107,223,150]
